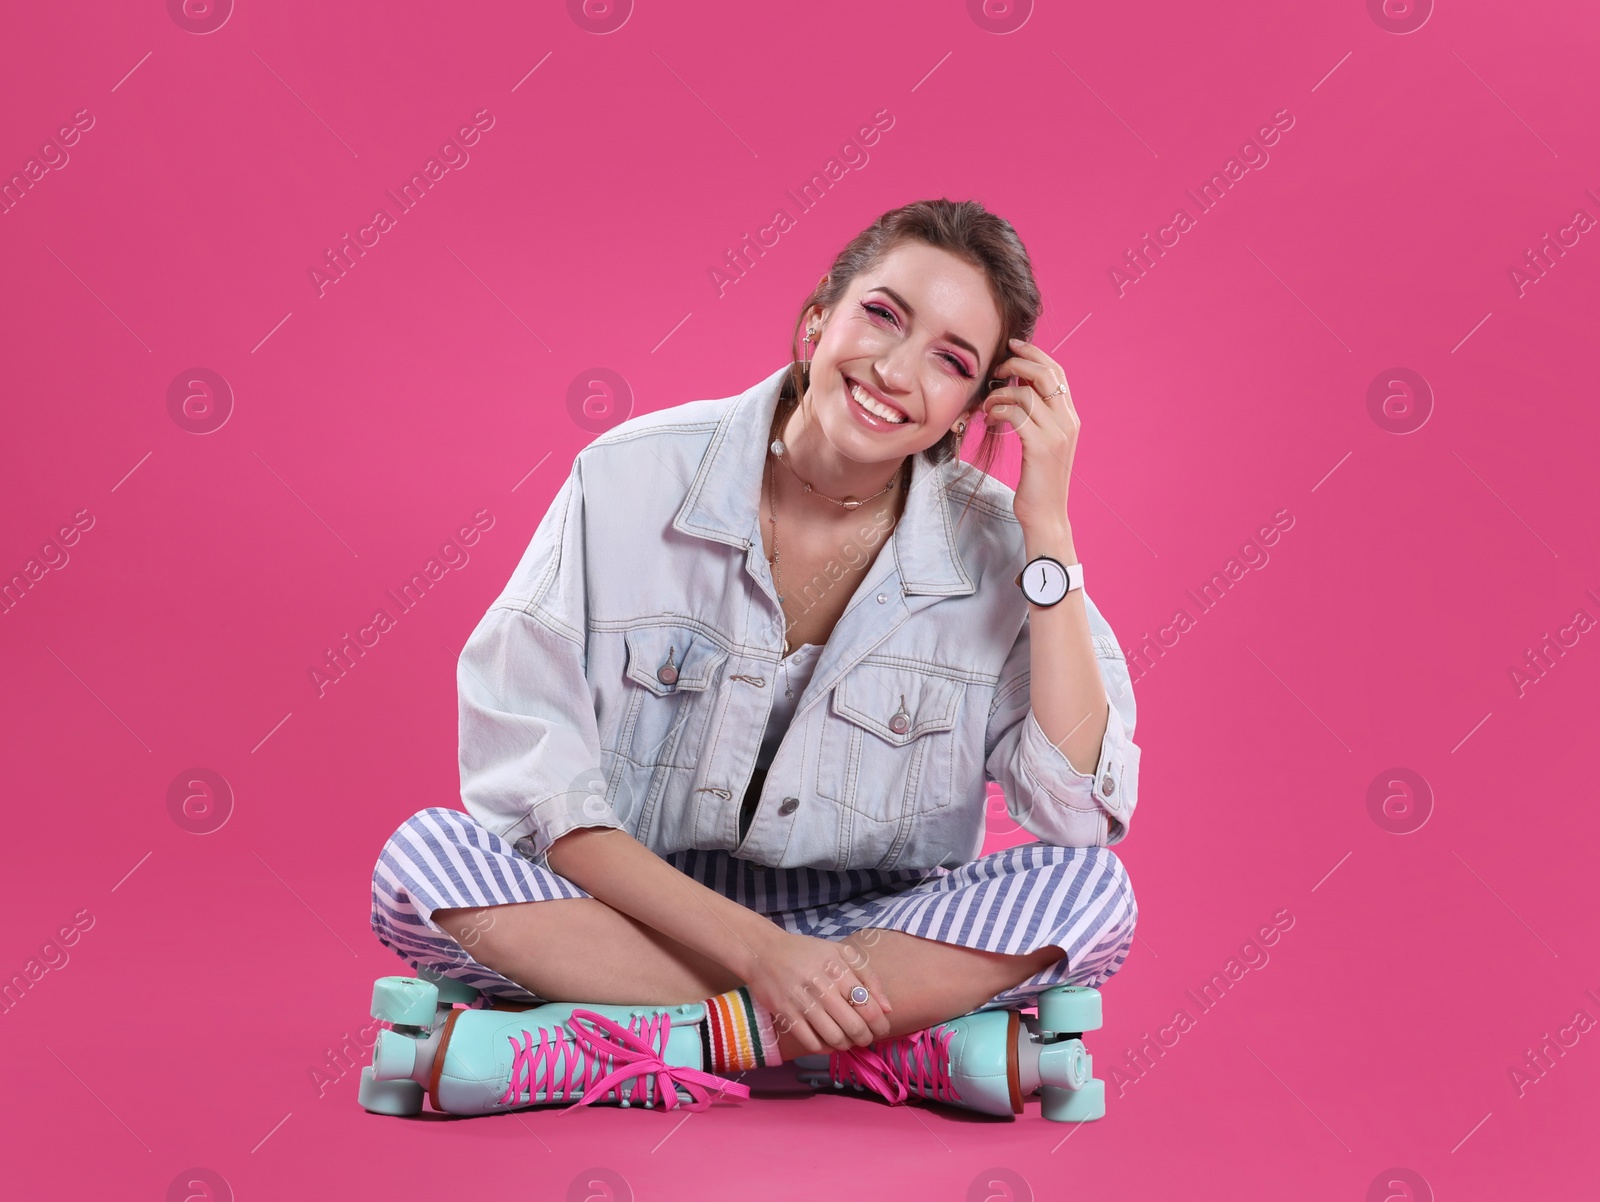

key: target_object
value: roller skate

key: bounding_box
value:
[795,984,1107,1121]
[356,970,750,1118]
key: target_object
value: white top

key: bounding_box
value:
[755,642,823,770]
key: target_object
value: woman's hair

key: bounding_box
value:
[778,197,1043,515]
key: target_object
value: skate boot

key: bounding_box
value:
[795,984,1107,1121]
[356,973,750,1118]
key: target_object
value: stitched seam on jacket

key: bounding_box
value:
[513,466,578,617]
[855,653,995,685]
[990,669,1031,718]
[1018,742,1103,814]
[692,659,737,841]
[943,466,1019,523]
[493,600,583,648]
[931,466,977,593]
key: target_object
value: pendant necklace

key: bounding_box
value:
[765,398,908,696]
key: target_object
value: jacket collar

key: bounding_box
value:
[673,363,976,597]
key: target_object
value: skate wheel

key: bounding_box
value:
[358,1066,425,1116]
[1037,985,1102,1036]
[371,976,439,1027]
[417,966,481,1005]
[371,1028,419,1083]
[1041,1077,1105,1122]
[1037,1038,1091,1091]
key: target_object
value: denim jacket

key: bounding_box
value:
[458,363,1142,872]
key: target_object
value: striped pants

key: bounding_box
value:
[370,808,1138,1011]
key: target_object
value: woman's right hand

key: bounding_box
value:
[740,927,893,1054]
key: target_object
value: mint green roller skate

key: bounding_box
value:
[356,972,750,1117]
[795,985,1106,1121]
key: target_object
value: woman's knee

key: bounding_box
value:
[1083,849,1138,982]
[383,806,479,851]
[371,809,482,934]
[1083,845,1137,938]
[372,807,487,891]
[1091,845,1134,902]
[1021,842,1134,889]
[1027,845,1137,974]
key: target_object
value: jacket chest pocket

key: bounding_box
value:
[619,624,730,768]
[816,664,964,820]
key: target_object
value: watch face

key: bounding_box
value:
[1022,558,1070,604]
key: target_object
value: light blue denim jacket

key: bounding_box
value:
[458,363,1142,872]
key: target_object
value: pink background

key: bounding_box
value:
[3,1,1597,1199]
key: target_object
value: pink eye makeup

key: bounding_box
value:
[857,299,975,378]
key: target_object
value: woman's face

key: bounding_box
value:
[806,241,1004,466]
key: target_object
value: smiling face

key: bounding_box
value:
[805,240,1004,467]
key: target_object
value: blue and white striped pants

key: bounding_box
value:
[370,808,1138,1011]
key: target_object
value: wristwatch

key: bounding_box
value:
[1015,555,1083,607]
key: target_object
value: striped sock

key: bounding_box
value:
[698,986,783,1072]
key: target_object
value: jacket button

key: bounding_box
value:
[876,593,888,604]
[778,796,799,816]
[657,664,679,685]
[1099,775,1116,797]
[888,714,910,735]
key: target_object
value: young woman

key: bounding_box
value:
[369,199,1141,1117]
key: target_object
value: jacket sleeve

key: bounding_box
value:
[457,456,628,864]
[983,590,1141,847]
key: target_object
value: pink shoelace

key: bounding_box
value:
[498,1008,752,1112]
[827,1024,960,1105]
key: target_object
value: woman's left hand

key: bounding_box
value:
[980,337,1080,536]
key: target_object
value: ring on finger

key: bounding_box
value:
[847,984,870,1006]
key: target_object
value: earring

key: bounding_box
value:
[801,324,818,367]
[953,420,967,436]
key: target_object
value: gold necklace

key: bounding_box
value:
[764,399,908,661]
